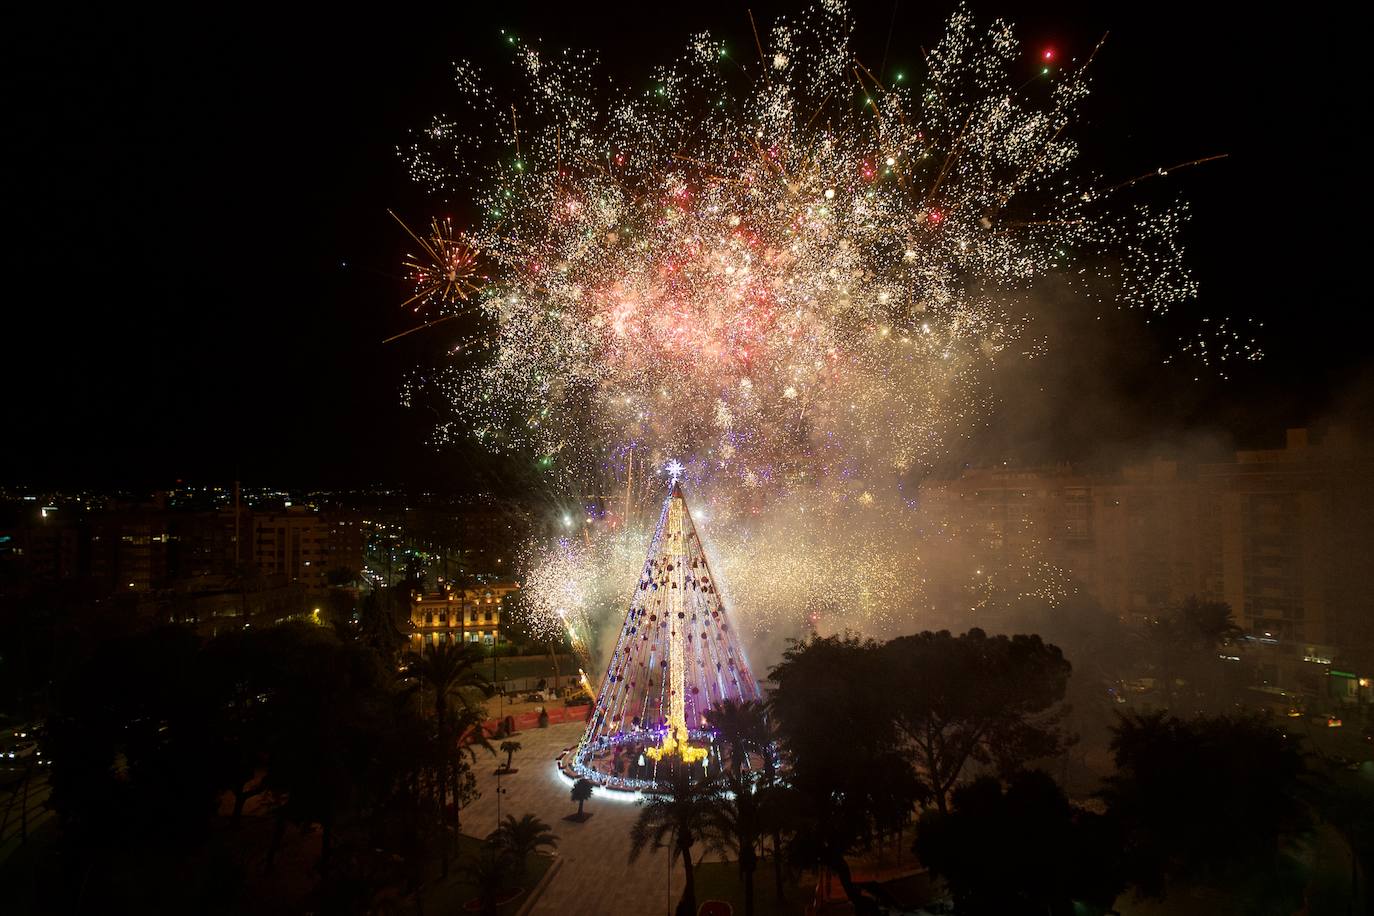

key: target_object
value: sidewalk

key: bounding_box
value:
[462,719,708,916]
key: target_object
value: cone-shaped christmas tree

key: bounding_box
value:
[570,479,761,790]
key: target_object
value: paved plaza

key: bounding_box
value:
[464,719,718,916]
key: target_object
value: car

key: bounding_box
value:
[4,721,44,742]
[5,741,38,760]
[564,694,592,707]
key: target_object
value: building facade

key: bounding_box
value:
[920,428,1374,702]
[251,509,364,594]
[408,580,520,654]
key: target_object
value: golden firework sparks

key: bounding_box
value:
[385,210,487,342]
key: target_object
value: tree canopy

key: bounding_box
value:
[768,634,923,914]
[1099,711,1311,907]
[915,769,1122,916]
[882,628,1072,812]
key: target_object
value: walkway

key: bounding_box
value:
[463,719,706,916]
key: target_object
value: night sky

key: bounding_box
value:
[4,2,1362,490]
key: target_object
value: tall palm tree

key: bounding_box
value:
[1177,597,1242,646]
[489,813,558,883]
[462,841,513,916]
[1149,597,1242,710]
[443,703,493,832]
[757,780,799,902]
[499,739,522,771]
[358,587,407,660]
[629,766,724,916]
[708,697,785,900]
[704,771,763,916]
[409,640,492,722]
[705,699,770,779]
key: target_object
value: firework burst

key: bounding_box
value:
[398,3,1251,653]
[386,210,487,342]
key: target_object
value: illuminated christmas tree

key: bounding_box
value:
[569,475,762,789]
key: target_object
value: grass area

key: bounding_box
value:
[0,819,59,913]
[693,859,808,916]
[694,856,940,916]
[489,654,577,685]
[420,834,555,916]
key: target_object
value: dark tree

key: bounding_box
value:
[570,777,594,818]
[1099,711,1311,910]
[768,634,922,914]
[915,770,1123,915]
[704,771,763,916]
[322,585,358,636]
[355,586,408,661]
[462,840,515,916]
[198,628,276,827]
[628,765,723,916]
[402,639,493,837]
[489,813,558,884]
[499,739,522,770]
[407,639,491,723]
[756,779,800,903]
[704,698,770,779]
[705,697,784,905]
[36,612,492,911]
[326,566,360,588]
[883,628,1072,812]
[1145,597,1242,712]
[46,625,221,855]
[250,624,398,872]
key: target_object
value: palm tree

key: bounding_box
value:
[408,640,492,723]
[499,740,522,771]
[705,698,770,779]
[462,841,513,916]
[358,587,407,660]
[452,704,493,761]
[570,777,594,819]
[708,697,785,900]
[1149,597,1242,710]
[704,771,763,916]
[1177,597,1243,646]
[398,690,490,846]
[489,813,558,883]
[629,766,724,916]
[757,780,799,902]
[443,704,493,832]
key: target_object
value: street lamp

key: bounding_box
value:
[495,768,507,831]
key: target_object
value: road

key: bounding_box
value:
[0,765,53,865]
